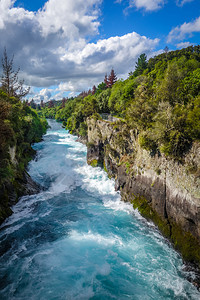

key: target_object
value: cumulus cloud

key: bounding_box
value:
[167,16,200,43]
[0,0,159,100]
[120,0,165,12]
[62,32,159,70]
[33,88,52,102]
[133,0,165,11]
[37,0,101,38]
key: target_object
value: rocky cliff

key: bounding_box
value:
[0,146,41,225]
[86,117,200,268]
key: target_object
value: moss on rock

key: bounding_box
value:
[127,193,200,267]
[90,159,98,167]
[129,194,171,238]
[170,222,200,265]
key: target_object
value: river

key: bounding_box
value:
[0,120,199,299]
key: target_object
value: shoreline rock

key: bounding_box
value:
[0,170,42,225]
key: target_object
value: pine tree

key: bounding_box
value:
[107,69,117,88]
[92,85,96,95]
[1,48,30,99]
[134,53,148,77]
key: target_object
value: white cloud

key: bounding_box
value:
[37,0,101,38]
[176,41,193,48]
[134,0,165,11]
[0,0,100,36]
[53,32,159,94]
[0,0,160,99]
[62,32,159,69]
[123,0,165,12]
[39,88,52,99]
[0,0,35,30]
[167,16,200,43]
[32,88,52,102]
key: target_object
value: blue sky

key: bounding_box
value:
[1,0,200,101]
[101,1,200,46]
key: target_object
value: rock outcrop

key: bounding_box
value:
[0,169,42,225]
[86,117,200,267]
[0,142,42,226]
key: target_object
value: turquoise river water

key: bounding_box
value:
[0,120,200,299]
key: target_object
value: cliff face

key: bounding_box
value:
[86,117,200,266]
[0,145,41,225]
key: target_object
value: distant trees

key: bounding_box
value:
[1,48,30,99]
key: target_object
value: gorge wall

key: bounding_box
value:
[0,145,41,225]
[86,117,200,266]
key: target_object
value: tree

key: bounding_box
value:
[92,85,96,95]
[164,46,169,53]
[96,82,107,95]
[107,69,117,88]
[48,100,54,108]
[40,100,44,108]
[62,97,67,108]
[30,99,36,109]
[96,88,111,113]
[1,48,30,99]
[134,53,148,77]
[157,61,182,106]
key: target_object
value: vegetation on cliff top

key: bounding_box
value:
[40,46,200,159]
